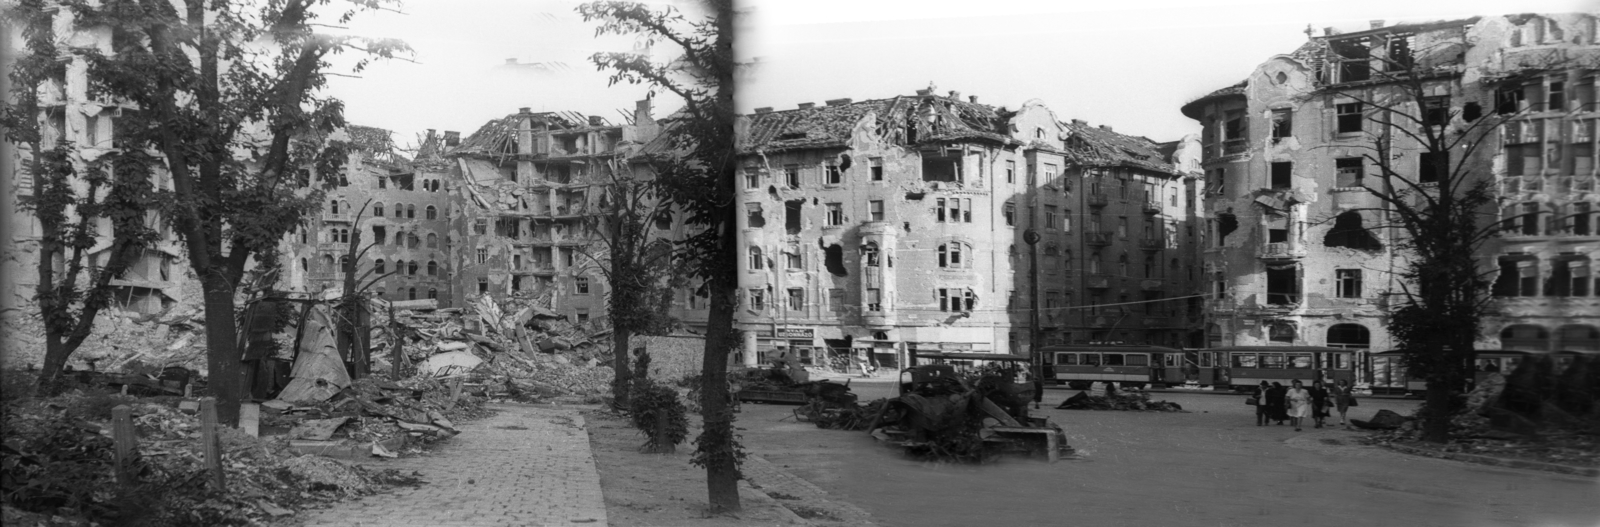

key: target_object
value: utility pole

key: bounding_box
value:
[1024,227,1042,369]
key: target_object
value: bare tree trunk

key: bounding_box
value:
[201,275,244,426]
[612,324,633,409]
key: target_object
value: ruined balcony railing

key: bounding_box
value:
[1085,231,1114,247]
[1138,238,1164,251]
[1222,139,1249,156]
[1087,194,1109,208]
[1141,200,1162,215]
[323,211,352,223]
[1257,242,1306,261]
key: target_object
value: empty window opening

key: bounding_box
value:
[1335,157,1364,187]
[1270,162,1292,189]
[1266,266,1300,305]
[824,244,847,277]
[1271,109,1293,140]
[1545,258,1589,297]
[870,158,884,181]
[1336,102,1364,134]
[1324,212,1383,251]
[1419,151,1447,183]
[747,202,766,228]
[785,200,804,233]
[1494,257,1539,297]
[1217,213,1239,245]
[921,150,962,182]
[1421,96,1450,126]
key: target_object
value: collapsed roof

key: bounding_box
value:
[742,95,1018,154]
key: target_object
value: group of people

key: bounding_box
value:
[1252,379,1356,431]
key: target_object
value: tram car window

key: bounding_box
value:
[1104,354,1125,366]
[1083,354,1101,366]
[1288,353,1313,369]
[1233,354,1258,368]
[1058,353,1078,365]
[1126,354,1149,366]
[1261,353,1286,368]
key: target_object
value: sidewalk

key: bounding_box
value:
[295,403,608,527]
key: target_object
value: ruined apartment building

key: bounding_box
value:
[1478,14,1600,357]
[733,89,1198,368]
[1182,13,1600,388]
[433,101,661,322]
[280,125,457,304]
[4,6,186,316]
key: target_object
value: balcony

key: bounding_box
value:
[1138,238,1164,251]
[1087,194,1109,208]
[323,211,352,223]
[1257,242,1306,262]
[1141,200,1162,215]
[1086,275,1111,289]
[1085,231,1114,247]
[1222,139,1248,156]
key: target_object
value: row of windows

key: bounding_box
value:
[1501,202,1596,236]
[368,202,437,220]
[743,287,974,313]
[1493,257,1596,297]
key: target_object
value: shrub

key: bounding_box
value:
[628,380,688,454]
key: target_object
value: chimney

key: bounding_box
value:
[1369,20,1385,29]
[1324,27,1337,36]
[588,115,604,126]
[948,90,960,101]
[825,98,852,107]
[1099,125,1114,132]
[634,99,654,123]
[444,131,460,147]
[915,89,932,96]
[969,95,979,103]
[797,102,815,110]
[518,107,531,114]
[754,107,773,114]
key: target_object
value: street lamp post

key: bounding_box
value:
[1023,227,1042,390]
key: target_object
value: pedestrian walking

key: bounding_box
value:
[1266,382,1289,425]
[1332,379,1356,429]
[1309,379,1331,428]
[1286,380,1311,431]
[1253,381,1271,426]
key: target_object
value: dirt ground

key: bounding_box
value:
[583,407,806,527]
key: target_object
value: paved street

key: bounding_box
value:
[297,404,607,527]
[738,381,1600,527]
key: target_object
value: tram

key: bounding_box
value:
[1040,344,1185,389]
[1192,346,1358,392]
[1370,348,1600,396]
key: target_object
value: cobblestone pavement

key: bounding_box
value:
[297,404,607,527]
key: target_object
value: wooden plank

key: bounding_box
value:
[199,398,227,491]
[111,405,136,485]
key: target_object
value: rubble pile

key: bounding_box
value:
[1055,390,1185,412]
[0,388,421,526]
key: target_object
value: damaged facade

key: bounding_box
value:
[1183,13,1600,390]
[433,101,663,323]
[4,7,188,318]
[280,125,456,304]
[734,88,1199,368]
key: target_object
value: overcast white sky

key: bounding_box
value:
[327,0,1600,149]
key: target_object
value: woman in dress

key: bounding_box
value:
[1332,379,1355,429]
[1309,379,1331,429]
[1253,381,1271,426]
[1286,380,1312,431]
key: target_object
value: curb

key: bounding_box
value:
[1382,442,1600,478]
[743,454,876,526]
[737,480,812,525]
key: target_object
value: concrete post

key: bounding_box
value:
[741,329,758,367]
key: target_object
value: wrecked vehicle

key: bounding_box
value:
[866,352,1072,462]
